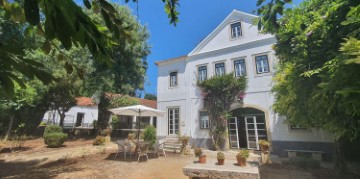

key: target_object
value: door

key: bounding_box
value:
[245,116,267,150]
[168,108,179,135]
[228,117,239,149]
[76,113,84,127]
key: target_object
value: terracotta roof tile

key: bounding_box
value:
[76,97,96,106]
[138,98,157,109]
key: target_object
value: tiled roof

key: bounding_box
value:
[138,98,157,109]
[76,97,96,106]
[82,93,157,109]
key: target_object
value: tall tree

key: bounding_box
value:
[144,93,157,101]
[265,0,360,173]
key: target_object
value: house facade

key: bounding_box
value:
[156,10,334,159]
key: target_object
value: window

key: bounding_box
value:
[255,55,270,74]
[230,22,242,39]
[234,59,246,77]
[199,111,210,129]
[289,124,307,131]
[168,108,179,135]
[170,72,177,86]
[215,63,225,77]
[198,66,207,82]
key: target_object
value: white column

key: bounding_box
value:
[132,115,137,129]
[150,116,154,126]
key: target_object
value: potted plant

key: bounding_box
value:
[258,139,270,153]
[217,151,225,165]
[194,148,206,164]
[236,149,249,166]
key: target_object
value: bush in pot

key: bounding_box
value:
[258,139,270,153]
[236,149,249,166]
[194,148,206,164]
[217,151,225,165]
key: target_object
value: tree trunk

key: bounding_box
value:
[98,93,111,133]
[335,137,347,176]
[58,109,65,127]
[4,116,14,141]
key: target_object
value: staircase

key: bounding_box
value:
[163,136,182,153]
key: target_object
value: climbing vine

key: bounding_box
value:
[198,73,247,150]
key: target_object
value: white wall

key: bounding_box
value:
[43,106,98,127]
[156,10,334,144]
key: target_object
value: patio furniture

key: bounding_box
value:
[115,140,132,159]
[153,139,167,157]
[137,142,149,162]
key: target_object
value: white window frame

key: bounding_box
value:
[215,62,225,77]
[169,72,177,87]
[199,111,210,129]
[230,21,242,39]
[255,54,270,74]
[198,65,207,82]
[233,58,246,77]
[168,108,180,135]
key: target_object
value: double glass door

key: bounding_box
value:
[245,116,267,150]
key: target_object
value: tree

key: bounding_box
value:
[198,73,247,150]
[144,93,157,101]
[0,0,179,97]
[267,0,360,173]
[45,80,77,127]
[81,5,149,97]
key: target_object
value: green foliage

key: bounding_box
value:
[109,95,139,108]
[198,73,247,149]
[194,148,203,157]
[144,93,157,101]
[44,125,63,135]
[44,132,68,148]
[93,135,105,145]
[236,149,249,159]
[110,115,120,129]
[217,151,225,160]
[142,125,156,146]
[43,125,67,148]
[259,139,270,146]
[271,0,360,140]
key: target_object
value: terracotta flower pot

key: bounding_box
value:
[237,157,246,166]
[217,159,225,165]
[199,155,206,164]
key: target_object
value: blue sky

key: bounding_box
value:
[78,0,301,96]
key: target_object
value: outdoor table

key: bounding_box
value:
[182,159,260,179]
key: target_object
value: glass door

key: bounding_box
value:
[168,108,179,135]
[228,117,239,149]
[245,116,267,150]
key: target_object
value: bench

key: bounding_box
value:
[284,149,324,161]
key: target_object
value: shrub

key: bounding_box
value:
[179,135,190,145]
[93,136,105,145]
[194,148,203,157]
[236,149,249,159]
[110,115,120,129]
[142,125,156,146]
[100,128,111,136]
[43,125,67,148]
[217,151,225,160]
[44,125,62,135]
[44,133,68,148]
[259,139,270,146]
[128,133,135,140]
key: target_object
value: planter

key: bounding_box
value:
[217,159,225,165]
[199,155,206,164]
[237,157,246,166]
[260,145,269,153]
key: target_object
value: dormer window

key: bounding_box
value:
[230,22,242,39]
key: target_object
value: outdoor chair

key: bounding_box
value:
[153,138,166,157]
[115,140,132,159]
[137,143,149,162]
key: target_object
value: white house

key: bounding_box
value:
[42,97,98,128]
[155,10,334,159]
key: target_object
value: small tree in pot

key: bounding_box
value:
[217,151,225,165]
[236,149,249,166]
[194,148,206,164]
[259,139,270,153]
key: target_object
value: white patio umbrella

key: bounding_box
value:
[108,105,165,141]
